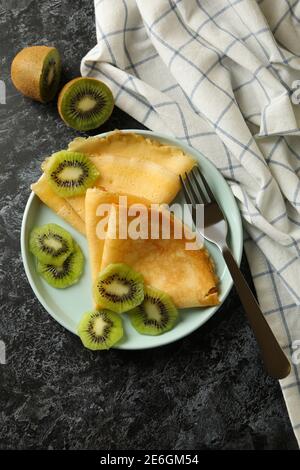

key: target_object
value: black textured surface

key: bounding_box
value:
[0,0,297,450]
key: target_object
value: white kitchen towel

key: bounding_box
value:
[81,0,300,446]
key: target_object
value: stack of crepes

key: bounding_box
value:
[31,131,219,308]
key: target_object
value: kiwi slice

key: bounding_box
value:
[78,309,123,350]
[43,150,100,197]
[37,241,84,288]
[94,263,144,314]
[128,286,178,335]
[11,46,61,103]
[29,223,73,266]
[58,77,114,131]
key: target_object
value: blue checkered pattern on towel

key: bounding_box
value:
[82,0,300,446]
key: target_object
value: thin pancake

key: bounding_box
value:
[85,188,151,283]
[34,153,183,225]
[31,174,86,235]
[32,131,195,226]
[87,154,181,204]
[68,131,196,177]
[99,204,219,309]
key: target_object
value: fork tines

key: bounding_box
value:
[179,165,215,205]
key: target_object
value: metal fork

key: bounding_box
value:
[180,166,291,380]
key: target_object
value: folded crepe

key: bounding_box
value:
[31,174,86,235]
[53,154,181,223]
[31,131,196,229]
[85,188,151,282]
[85,191,219,308]
[68,131,196,177]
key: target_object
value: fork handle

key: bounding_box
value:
[221,246,290,379]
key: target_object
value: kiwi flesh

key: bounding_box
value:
[37,241,84,288]
[78,309,123,350]
[58,77,114,131]
[128,286,178,335]
[29,223,73,266]
[11,46,61,103]
[94,263,144,314]
[43,150,100,197]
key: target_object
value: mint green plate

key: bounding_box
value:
[21,130,243,350]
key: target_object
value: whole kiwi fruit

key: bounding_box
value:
[11,45,61,103]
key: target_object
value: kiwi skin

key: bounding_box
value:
[57,77,114,131]
[11,45,61,103]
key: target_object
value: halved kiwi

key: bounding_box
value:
[29,223,73,266]
[37,241,84,288]
[11,46,61,103]
[94,263,144,314]
[128,286,178,335]
[58,77,114,131]
[42,150,100,197]
[78,309,123,350]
